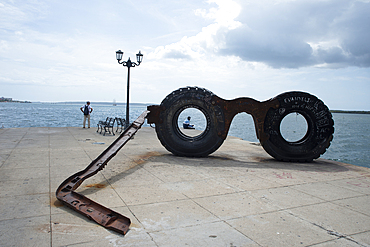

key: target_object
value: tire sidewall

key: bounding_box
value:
[155,88,225,157]
[263,91,334,161]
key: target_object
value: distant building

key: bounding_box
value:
[0,97,12,102]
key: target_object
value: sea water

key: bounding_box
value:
[1,102,369,168]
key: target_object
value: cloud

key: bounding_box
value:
[163,49,192,60]
[221,24,315,68]
[0,0,369,108]
[148,0,242,60]
[221,0,370,68]
[0,1,48,30]
[150,0,370,69]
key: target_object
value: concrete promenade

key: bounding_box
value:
[0,126,369,247]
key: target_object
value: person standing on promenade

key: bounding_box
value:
[80,101,93,128]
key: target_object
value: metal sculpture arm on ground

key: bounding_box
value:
[56,111,149,235]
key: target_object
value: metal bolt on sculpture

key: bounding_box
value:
[56,86,334,235]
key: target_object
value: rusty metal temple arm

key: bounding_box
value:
[55,110,149,235]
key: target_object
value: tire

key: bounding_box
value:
[262,91,334,162]
[155,87,226,157]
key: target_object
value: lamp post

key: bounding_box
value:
[116,50,143,128]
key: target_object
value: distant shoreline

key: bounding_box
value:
[0,100,31,103]
[1,101,369,114]
[0,101,151,106]
[330,110,370,114]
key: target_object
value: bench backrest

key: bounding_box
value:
[107,118,115,126]
[115,117,125,126]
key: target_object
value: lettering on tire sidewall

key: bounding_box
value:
[264,92,333,156]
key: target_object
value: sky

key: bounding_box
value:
[1,0,369,110]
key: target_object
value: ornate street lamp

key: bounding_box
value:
[116,50,143,128]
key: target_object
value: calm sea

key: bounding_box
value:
[1,102,369,168]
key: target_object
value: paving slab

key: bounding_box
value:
[226,210,337,246]
[288,202,370,235]
[0,126,369,247]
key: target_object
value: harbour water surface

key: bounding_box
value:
[1,102,369,168]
